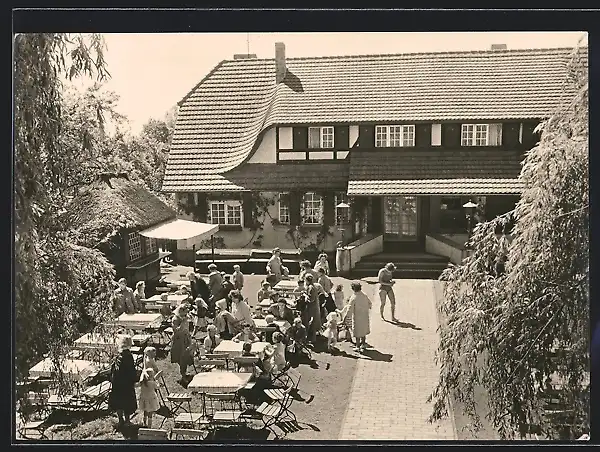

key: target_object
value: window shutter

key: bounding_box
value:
[502,122,520,148]
[522,121,540,149]
[289,192,301,226]
[442,123,461,148]
[242,192,254,228]
[293,127,308,150]
[323,192,334,226]
[335,126,349,150]
[359,125,374,148]
[415,124,431,148]
[196,193,208,222]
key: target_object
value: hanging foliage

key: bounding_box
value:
[428,41,589,440]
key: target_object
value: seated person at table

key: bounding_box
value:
[292,279,306,296]
[112,278,136,316]
[256,281,276,305]
[286,317,309,358]
[214,299,237,340]
[281,265,291,280]
[238,343,274,405]
[203,325,222,354]
[176,285,193,302]
[263,314,284,343]
[269,298,295,325]
[232,323,259,343]
[238,341,260,373]
[133,281,146,313]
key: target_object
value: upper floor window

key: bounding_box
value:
[278,193,290,224]
[375,125,415,147]
[208,200,242,226]
[301,192,323,225]
[308,127,334,149]
[128,232,142,261]
[145,237,158,255]
[335,193,350,226]
[461,123,502,146]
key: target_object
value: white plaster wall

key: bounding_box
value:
[349,125,359,147]
[179,191,350,251]
[278,127,293,150]
[349,235,384,268]
[425,235,463,265]
[247,127,277,163]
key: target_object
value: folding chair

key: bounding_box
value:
[204,393,246,429]
[155,372,175,428]
[18,417,51,440]
[263,384,296,423]
[137,428,170,440]
[194,359,227,374]
[232,356,259,373]
[18,392,51,440]
[270,362,291,388]
[203,353,231,370]
[255,391,296,439]
[171,427,209,440]
[66,381,112,412]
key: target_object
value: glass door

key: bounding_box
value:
[384,196,418,240]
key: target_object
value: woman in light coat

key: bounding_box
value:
[342,281,372,353]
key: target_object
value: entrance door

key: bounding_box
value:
[384,196,418,240]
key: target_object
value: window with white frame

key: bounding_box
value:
[278,193,290,224]
[461,124,502,146]
[335,193,350,226]
[375,125,415,147]
[128,232,142,261]
[145,236,158,254]
[308,127,334,149]
[208,200,242,225]
[301,192,323,225]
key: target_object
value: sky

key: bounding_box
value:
[79,32,587,135]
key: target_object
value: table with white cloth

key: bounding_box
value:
[258,299,273,308]
[115,313,163,331]
[188,371,253,394]
[213,340,271,359]
[29,358,101,383]
[74,332,118,350]
[254,318,291,334]
[273,279,297,294]
[146,293,189,305]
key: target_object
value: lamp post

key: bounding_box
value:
[335,201,351,245]
[462,200,478,243]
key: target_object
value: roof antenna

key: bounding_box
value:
[247,33,250,56]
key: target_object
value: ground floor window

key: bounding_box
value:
[301,192,323,225]
[208,200,242,226]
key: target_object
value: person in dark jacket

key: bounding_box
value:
[108,335,138,429]
[187,271,211,307]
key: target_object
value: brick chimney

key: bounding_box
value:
[491,44,507,50]
[275,42,286,83]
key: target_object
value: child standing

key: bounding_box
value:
[232,265,244,291]
[232,324,259,343]
[323,310,342,352]
[333,284,345,311]
[270,332,287,373]
[138,368,159,428]
[192,296,209,337]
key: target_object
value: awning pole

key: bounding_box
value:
[211,234,215,264]
[193,244,196,272]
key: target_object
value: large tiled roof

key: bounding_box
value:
[347,149,524,195]
[163,46,585,192]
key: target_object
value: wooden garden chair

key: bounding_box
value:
[171,427,209,440]
[137,428,170,440]
[254,390,296,439]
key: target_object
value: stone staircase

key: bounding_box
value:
[351,252,450,279]
[194,248,303,275]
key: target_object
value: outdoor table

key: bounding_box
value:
[29,358,100,383]
[273,279,297,293]
[115,313,163,331]
[213,340,271,359]
[188,371,253,418]
[254,318,291,334]
[131,334,151,346]
[259,299,273,308]
[74,332,118,350]
[146,294,189,305]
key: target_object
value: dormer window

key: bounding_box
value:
[461,123,502,146]
[308,127,334,148]
[375,125,415,147]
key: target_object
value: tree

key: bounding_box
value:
[14,34,117,386]
[428,42,589,440]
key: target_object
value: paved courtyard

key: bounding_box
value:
[338,279,456,440]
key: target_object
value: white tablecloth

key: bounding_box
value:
[187,371,253,393]
[213,340,270,359]
[274,280,297,292]
[146,294,188,304]
[74,333,118,350]
[29,358,100,382]
[115,313,163,330]
[254,318,291,334]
